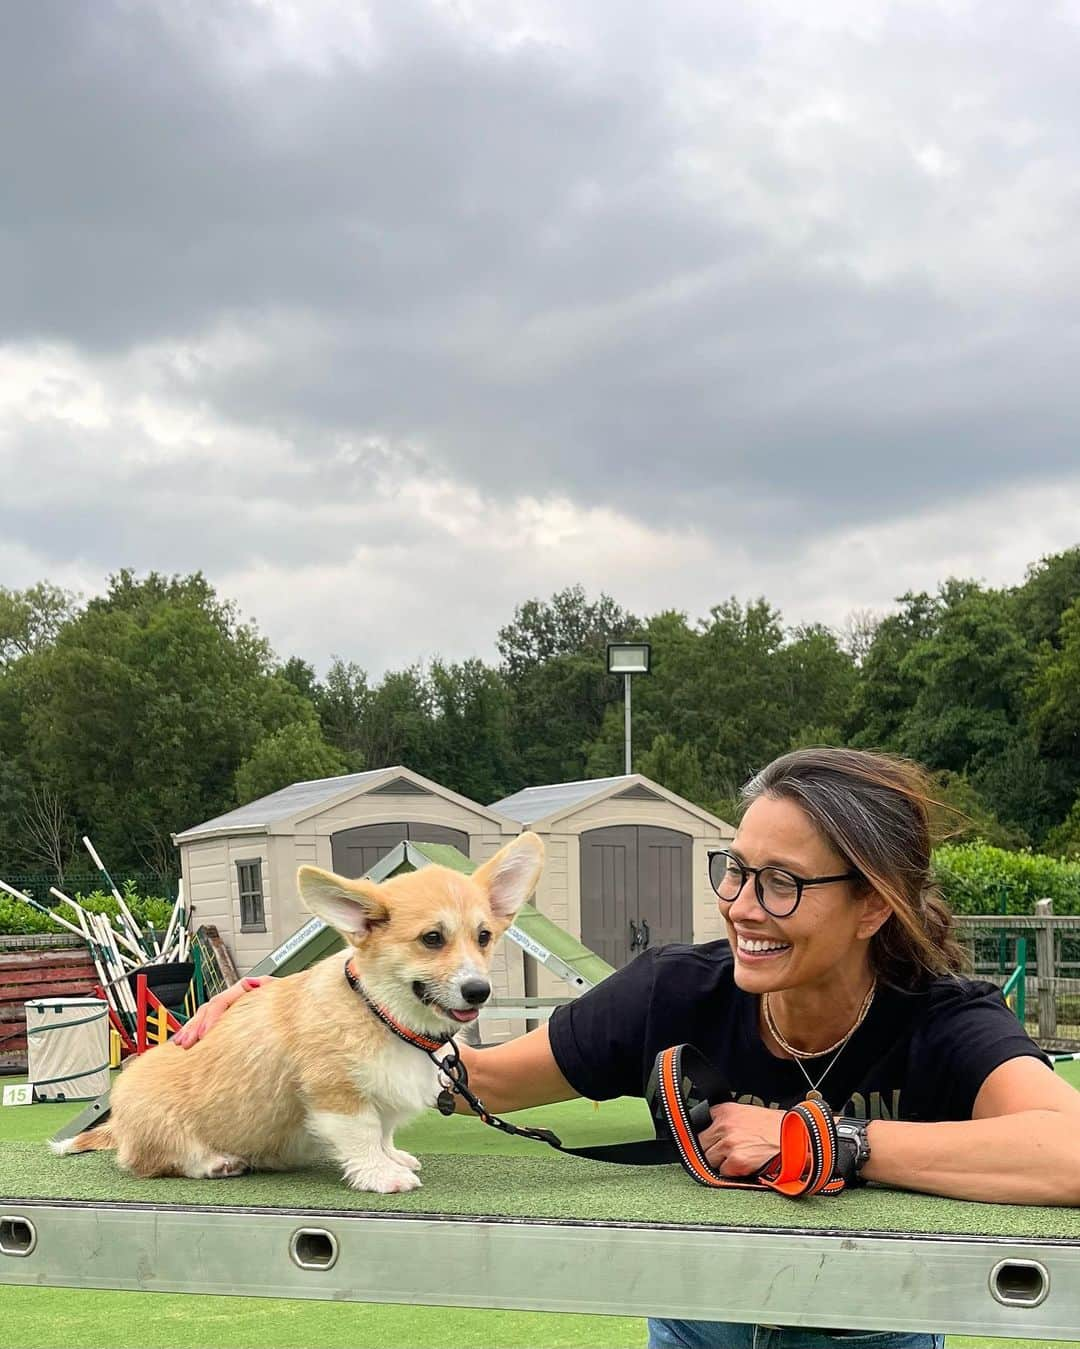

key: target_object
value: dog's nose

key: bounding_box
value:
[460,978,491,1007]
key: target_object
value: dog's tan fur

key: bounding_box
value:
[58,833,544,1192]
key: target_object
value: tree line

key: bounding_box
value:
[1,548,1079,884]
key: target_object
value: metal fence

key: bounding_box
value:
[956,911,1080,1050]
[1,873,173,902]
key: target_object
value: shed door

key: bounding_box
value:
[638,826,694,951]
[580,825,692,968]
[331,823,470,878]
[578,826,638,969]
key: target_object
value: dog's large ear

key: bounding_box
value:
[472,832,544,920]
[296,866,389,943]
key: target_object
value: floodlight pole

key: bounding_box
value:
[607,642,650,777]
[624,673,632,776]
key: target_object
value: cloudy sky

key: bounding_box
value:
[4,1,1080,675]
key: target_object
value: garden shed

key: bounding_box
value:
[489,774,735,994]
[173,767,521,971]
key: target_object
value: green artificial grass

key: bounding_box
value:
[4,1083,1080,1238]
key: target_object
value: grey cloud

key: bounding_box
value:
[3,0,1080,575]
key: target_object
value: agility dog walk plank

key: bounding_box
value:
[7,1091,1080,1337]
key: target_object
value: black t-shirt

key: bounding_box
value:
[548,941,1051,1123]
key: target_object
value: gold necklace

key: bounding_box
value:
[762,981,877,1104]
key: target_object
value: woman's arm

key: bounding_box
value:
[702,1059,1080,1204]
[450,1024,580,1115]
[172,976,274,1047]
[861,1056,1080,1205]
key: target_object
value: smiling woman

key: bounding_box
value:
[182,748,1080,1349]
[455,747,1080,1349]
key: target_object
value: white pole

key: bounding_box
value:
[624,671,632,775]
[93,914,138,1017]
[82,835,159,957]
[159,881,184,962]
[179,902,193,962]
[0,879,89,941]
[84,913,126,1020]
[50,888,144,962]
[58,894,114,1011]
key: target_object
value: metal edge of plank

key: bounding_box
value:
[0,1202,1077,1339]
[47,1091,112,1145]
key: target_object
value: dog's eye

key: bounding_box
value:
[477,928,492,948]
[420,931,445,949]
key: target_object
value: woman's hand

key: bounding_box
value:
[172,976,274,1048]
[698,1101,783,1176]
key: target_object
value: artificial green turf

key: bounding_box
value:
[4,1085,1080,1238]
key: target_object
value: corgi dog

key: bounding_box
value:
[55,832,544,1192]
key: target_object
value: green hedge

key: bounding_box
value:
[933,843,1080,916]
[0,879,172,936]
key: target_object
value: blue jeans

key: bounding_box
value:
[648,1319,944,1349]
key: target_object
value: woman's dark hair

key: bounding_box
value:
[741,747,965,985]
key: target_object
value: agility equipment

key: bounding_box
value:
[82,837,160,959]
[24,996,110,1102]
[6,1096,1080,1339]
[133,973,183,1055]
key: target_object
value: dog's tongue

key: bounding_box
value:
[449,1008,479,1023]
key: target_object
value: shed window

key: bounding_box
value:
[236,859,266,932]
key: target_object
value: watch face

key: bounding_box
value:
[836,1120,869,1162]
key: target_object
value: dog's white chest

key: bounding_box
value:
[352,1036,440,1117]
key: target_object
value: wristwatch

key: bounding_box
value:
[834,1117,871,1187]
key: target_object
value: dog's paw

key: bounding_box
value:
[196,1154,248,1179]
[386,1146,422,1172]
[343,1160,422,1193]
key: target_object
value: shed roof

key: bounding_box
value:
[174,765,517,844]
[489,776,629,825]
[174,769,392,841]
[490,773,734,833]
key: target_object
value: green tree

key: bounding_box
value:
[1044,797,1080,860]
[680,598,794,788]
[1013,547,1080,650]
[1027,597,1080,759]
[20,571,314,880]
[847,592,940,749]
[0,582,80,666]
[235,720,347,804]
[278,656,319,703]
[585,604,856,798]
[638,733,708,807]
[315,659,371,768]
[499,586,635,787]
[898,582,1031,773]
[497,585,634,681]
[779,624,857,746]
[422,659,516,803]
[356,667,433,771]
[1025,595,1080,832]
[929,771,1028,850]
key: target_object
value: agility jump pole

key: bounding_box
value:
[82,835,160,959]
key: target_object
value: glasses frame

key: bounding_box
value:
[706,848,860,919]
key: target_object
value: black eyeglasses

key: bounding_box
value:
[707,849,860,918]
